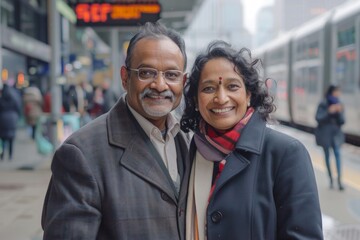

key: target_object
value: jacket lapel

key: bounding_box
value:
[106,97,178,203]
[121,135,178,202]
[211,112,266,198]
[177,131,192,205]
[211,152,250,199]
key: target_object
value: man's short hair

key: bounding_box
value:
[125,22,187,70]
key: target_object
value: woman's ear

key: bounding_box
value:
[247,92,252,107]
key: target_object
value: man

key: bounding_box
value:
[42,22,190,240]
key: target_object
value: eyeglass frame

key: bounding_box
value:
[126,67,185,84]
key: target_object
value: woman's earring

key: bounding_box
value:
[195,107,199,111]
[247,101,251,107]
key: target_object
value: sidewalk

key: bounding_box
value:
[1,125,360,239]
[0,127,52,240]
[0,127,51,170]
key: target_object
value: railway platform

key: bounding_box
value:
[0,124,359,240]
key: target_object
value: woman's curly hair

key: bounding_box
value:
[180,40,276,133]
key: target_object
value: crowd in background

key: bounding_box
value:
[0,79,119,160]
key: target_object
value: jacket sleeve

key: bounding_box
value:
[335,106,345,126]
[42,143,101,240]
[274,139,323,239]
[315,102,328,124]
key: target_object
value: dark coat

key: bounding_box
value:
[0,85,21,139]
[190,112,323,240]
[42,96,192,240]
[315,100,345,148]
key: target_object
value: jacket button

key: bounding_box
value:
[161,192,170,202]
[211,211,223,223]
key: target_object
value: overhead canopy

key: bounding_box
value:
[158,0,203,32]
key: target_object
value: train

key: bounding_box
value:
[254,0,360,145]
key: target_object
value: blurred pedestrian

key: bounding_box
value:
[23,85,43,140]
[101,78,118,113]
[0,82,22,160]
[42,22,191,239]
[43,87,65,114]
[88,85,104,119]
[181,40,323,239]
[315,85,345,191]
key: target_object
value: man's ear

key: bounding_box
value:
[182,73,188,86]
[121,66,129,89]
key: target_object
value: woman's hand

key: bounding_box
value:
[328,103,342,113]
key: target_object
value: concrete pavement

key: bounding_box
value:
[0,125,360,240]
[0,127,52,240]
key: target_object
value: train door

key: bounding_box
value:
[332,18,358,135]
[266,44,291,123]
[305,35,323,128]
[292,32,323,128]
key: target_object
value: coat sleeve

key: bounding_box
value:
[273,139,323,239]
[42,143,101,240]
[335,106,345,126]
[315,102,328,124]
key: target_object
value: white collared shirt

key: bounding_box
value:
[128,102,180,191]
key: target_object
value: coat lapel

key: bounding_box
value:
[211,152,250,199]
[106,97,178,203]
[211,112,266,199]
[121,135,178,202]
[177,131,192,205]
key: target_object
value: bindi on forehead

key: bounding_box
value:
[219,77,222,85]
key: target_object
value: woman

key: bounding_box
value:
[181,41,323,240]
[315,85,345,191]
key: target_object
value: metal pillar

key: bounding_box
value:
[49,0,62,149]
[110,29,122,95]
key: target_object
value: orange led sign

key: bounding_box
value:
[74,2,161,27]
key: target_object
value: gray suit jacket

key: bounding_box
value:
[42,96,191,240]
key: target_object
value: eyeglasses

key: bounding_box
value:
[127,67,184,84]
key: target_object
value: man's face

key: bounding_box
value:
[121,37,185,129]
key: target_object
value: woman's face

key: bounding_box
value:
[332,88,341,98]
[197,58,251,130]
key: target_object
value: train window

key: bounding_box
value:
[295,34,320,61]
[294,69,306,92]
[335,21,356,93]
[335,49,356,93]
[266,47,285,65]
[295,42,307,60]
[308,41,319,59]
[308,67,319,93]
[337,26,355,47]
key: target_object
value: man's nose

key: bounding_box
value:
[151,72,169,91]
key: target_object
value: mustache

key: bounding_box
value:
[140,88,175,101]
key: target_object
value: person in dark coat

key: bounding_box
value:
[181,41,323,240]
[0,83,22,160]
[315,85,345,190]
[42,22,191,240]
